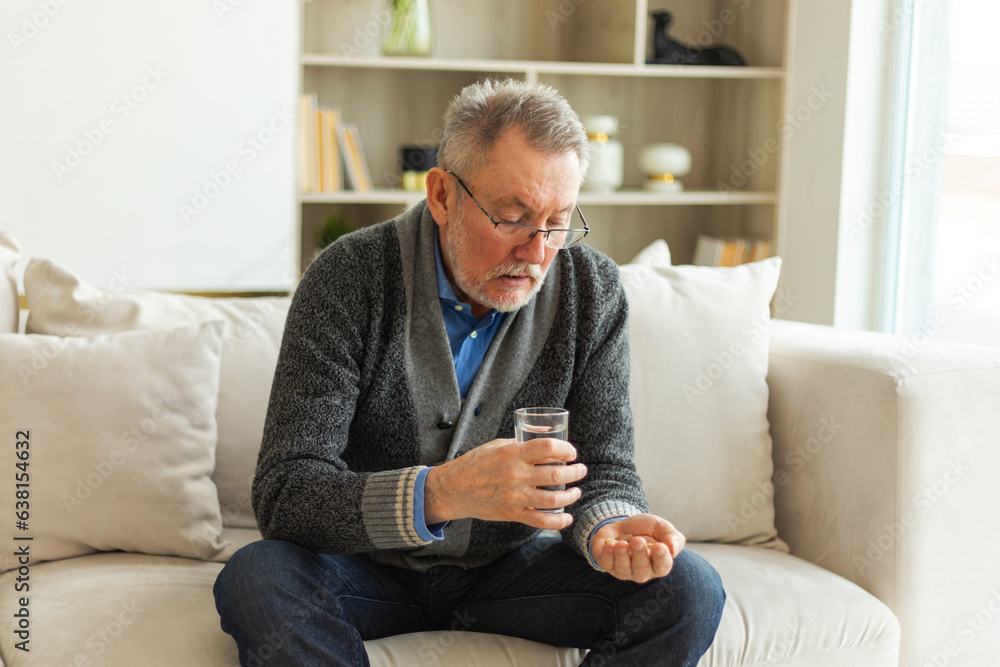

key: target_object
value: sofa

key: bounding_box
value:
[1,232,998,666]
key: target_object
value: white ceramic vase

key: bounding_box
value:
[581,115,624,193]
[638,143,692,192]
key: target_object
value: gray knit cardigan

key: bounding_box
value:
[253,201,647,571]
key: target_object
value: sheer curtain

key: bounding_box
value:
[885,0,1000,348]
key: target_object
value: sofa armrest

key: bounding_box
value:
[766,319,1000,665]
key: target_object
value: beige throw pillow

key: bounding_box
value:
[0,232,20,334]
[620,246,786,549]
[0,322,235,571]
[23,258,290,528]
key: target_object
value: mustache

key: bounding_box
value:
[483,260,545,282]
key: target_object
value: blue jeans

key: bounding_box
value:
[214,537,725,666]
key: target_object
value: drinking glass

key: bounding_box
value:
[515,407,569,514]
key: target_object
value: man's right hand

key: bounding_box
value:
[424,438,587,530]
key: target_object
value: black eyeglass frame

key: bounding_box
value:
[445,170,589,250]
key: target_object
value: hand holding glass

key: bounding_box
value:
[515,407,570,514]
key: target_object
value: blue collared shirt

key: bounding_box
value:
[433,228,506,398]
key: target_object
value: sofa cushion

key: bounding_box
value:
[0,232,20,334]
[0,541,898,666]
[689,543,899,665]
[619,247,785,548]
[23,258,291,528]
[0,322,235,572]
[0,552,238,666]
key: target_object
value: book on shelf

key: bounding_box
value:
[337,122,373,193]
[297,93,319,193]
[297,93,346,194]
[318,107,342,193]
[692,233,771,267]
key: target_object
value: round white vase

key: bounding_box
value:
[638,143,692,192]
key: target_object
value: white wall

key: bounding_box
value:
[778,0,899,329]
[833,0,898,331]
[1,1,298,292]
[777,0,853,326]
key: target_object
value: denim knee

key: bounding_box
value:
[621,551,724,641]
[214,540,313,619]
[668,550,726,640]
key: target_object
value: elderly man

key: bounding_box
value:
[214,78,725,666]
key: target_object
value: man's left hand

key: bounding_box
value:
[590,514,685,583]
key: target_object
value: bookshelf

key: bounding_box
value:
[296,0,791,274]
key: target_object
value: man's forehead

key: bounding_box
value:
[494,191,575,215]
[477,167,578,213]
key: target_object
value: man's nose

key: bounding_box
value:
[515,231,548,264]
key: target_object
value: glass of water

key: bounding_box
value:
[515,407,570,513]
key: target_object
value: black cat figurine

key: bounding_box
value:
[646,10,746,66]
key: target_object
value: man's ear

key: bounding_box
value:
[425,167,451,227]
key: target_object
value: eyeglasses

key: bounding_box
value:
[446,170,589,250]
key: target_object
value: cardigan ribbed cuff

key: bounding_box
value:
[573,499,643,570]
[361,466,433,549]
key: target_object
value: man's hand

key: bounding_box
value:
[424,437,587,531]
[590,514,685,583]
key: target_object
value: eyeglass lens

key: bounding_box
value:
[491,208,586,249]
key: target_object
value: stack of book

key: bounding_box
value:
[692,233,772,267]
[297,93,373,194]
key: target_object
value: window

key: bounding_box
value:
[885,0,1000,348]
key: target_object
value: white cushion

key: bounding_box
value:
[366,632,586,666]
[0,541,898,666]
[629,238,671,267]
[23,258,290,528]
[0,552,238,666]
[689,543,899,666]
[0,322,235,571]
[0,232,20,334]
[619,244,785,548]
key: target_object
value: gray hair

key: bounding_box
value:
[437,79,590,184]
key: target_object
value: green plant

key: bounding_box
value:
[317,214,352,249]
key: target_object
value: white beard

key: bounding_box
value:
[444,211,547,313]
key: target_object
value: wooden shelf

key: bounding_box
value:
[300,189,778,206]
[300,54,785,80]
[578,190,779,206]
[296,0,791,269]
[300,189,425,205]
